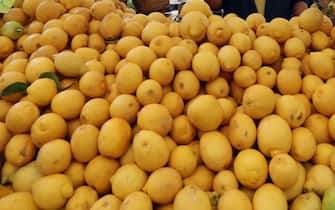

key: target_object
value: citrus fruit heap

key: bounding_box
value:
[0,0,335,210]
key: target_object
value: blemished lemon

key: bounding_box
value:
[5,134,36,167]
[136,79,163,105]
[5,101,40,134]
[31,113,68,147]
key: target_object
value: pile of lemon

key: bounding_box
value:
[0,0,335,209]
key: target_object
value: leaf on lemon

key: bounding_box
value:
[39,72,62,91]
[0,0,15,13]
[1,82,29,96]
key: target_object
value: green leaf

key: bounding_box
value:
[1,82,29,96]
[209,192,220,210]
[39,72,62,91]
[0,0,15,13]
[1,177,8,185]
[127,0,135,9]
